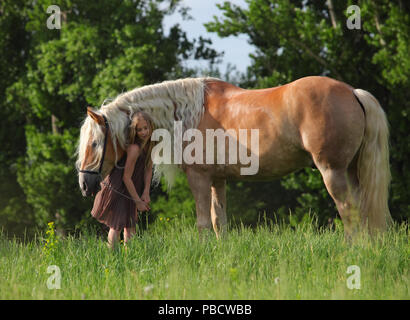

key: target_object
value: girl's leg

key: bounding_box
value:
[108,228,121,249]
[124,227,136,245]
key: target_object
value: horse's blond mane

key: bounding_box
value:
[77,77,218,186]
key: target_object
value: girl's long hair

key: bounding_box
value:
[127,111,156,168]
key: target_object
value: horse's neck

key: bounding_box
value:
[109,78,226,133]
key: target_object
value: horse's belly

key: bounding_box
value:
[211,143,313,180]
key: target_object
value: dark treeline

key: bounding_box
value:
[0,0,408,237]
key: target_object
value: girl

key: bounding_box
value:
[91,111,156,248]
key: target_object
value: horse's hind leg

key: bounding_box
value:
[211,179,227,239]
[316,163,361,240]
[302,88,365,239]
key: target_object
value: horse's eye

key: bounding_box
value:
[91,141,97,148]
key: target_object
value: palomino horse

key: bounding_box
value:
[77,76,391,239]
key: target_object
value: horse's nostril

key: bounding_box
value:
[83,182,88,191]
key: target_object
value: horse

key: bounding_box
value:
[76,76,391,240]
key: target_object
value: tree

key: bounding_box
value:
[0,0,35,236]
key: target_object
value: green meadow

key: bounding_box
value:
[0,217,408,300]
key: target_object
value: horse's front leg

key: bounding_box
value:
[211,178,227,239]
[186,167,213,236]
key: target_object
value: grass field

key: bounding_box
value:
[0,217,408,300]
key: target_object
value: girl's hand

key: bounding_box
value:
[141,191,150,204]
[135,199,150,212]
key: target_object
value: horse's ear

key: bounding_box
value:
[87,107,105,125]
[118,106,131,117]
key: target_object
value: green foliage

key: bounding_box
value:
[281,168,335,224]
[226,180,299,226]
[16,125,93,231]
[151,173,196,225]
[0,0,36,235]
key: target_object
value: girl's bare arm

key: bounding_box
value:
[122,144,142,203]
[143,162,153,195]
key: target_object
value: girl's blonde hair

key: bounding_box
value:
[127,111,156,168]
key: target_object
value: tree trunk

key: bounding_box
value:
[326,0,338,29]
[51,114,59,135]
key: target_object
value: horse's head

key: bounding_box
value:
[77,107,125,197]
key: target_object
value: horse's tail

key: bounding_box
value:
[353,89,392,233]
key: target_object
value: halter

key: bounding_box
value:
[79,114,109,176]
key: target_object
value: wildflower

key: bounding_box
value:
[43,221,58,257]
[144,284,154,294]
[229,268,238,281]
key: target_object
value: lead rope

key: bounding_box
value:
[100,180,136,202]
[100,180,151,215]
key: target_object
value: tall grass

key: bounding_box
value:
[0,216,408,299]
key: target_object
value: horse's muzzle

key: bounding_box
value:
[79,172,101,197]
